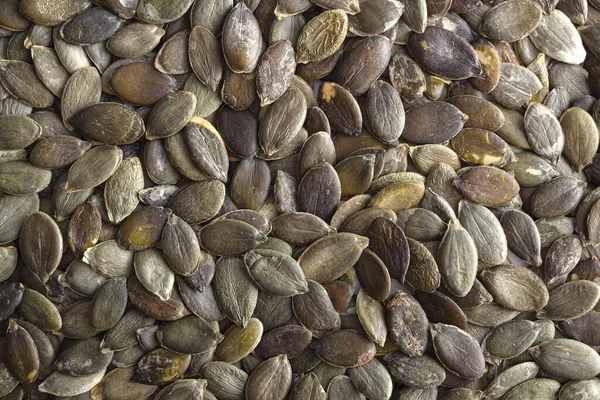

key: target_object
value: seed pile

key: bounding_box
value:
[1,0,600,399]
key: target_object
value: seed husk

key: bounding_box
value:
[0,59,54,108]
[222,2,263,74]
[437,218,478,297]
[215,318,263,363]
[529,10,586,65]
[30,136,91,170]
[111,62,178,106]
[90,366,158,400]
[529,339,600,380]
[382,352,446,389]
[386,291,429,357]
[91,277,128,331]
[39,369,105,397]
[431,323,485,379]
[245,354,292,400]
[212,256,258,327]
[407,26,480,80]
[480,264,549,311]
[6,319,39,383]
[403,101,466,144]
[531,176,586,218]
[17,288,62,331]
[168,180,225,225]
[479,0,543,42]
[491,63,543,109]
[66,145,123,193]
[0,115,42,150]
[454,166,520,207]
[0,161,51,196]
[70,103,145,145]
[298,232,368,283]
[314,329,375,368]
[19,212,62,284]
[107,22,164,59]
[201,362,248,400]
[297,9,348,64]
[538,280,600,321]
[292,280,341,337]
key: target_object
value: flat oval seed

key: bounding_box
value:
[30,136,91,170]
[318,82,362,137]
[70,102,145,145]
[403,101,466,144]
[529,339,600,380]
[0,115,42,150]
[479,0,542,42]
[407,26,481,80]
[0,60,54,108]
[296,9,348,64]
[146,91,197,140]
[111,62,178,106]
[431,323,485,379]
[314,330,375,368]
[245,355,292,400]
[66,145,123,193]
[60,7,124,45]
[0,161,51,195]
[91,277,128,331]
[222,2,263,74]
[256,40,296,106]
[538,280,600,321]
[530,10,586,64]
[480,264,549,311]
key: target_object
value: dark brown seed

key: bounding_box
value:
[406,238,441,293]
[454,166,520,206]
[117,206,171,251]
[231,158,271,210]
[188,26,223,92]
[413,291,468,330]
[6,320,39,383]
[20,212,62,284]
[222,2,263,74]
[256,40,296,106]
[367,217,410,283]
[68,202,101,258]
[217,107,259,158]
[30,136,91,170]
[387,292,429,357]
[383,352,446,389]
[111,62,178,106]
[407,26,481,80]
[354,249,391,302]
[292,280,340,337]
[480,264,549,311]
[255,325,312,359]
[348,0,403,36]
[70,103,145,145]
[334,36,392,97]
[402,101,466,144]
[128,276,191,321]
[318,82,362,136]
[431,323,485,379]
[297,163,341,222]
[314,330,375,368]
